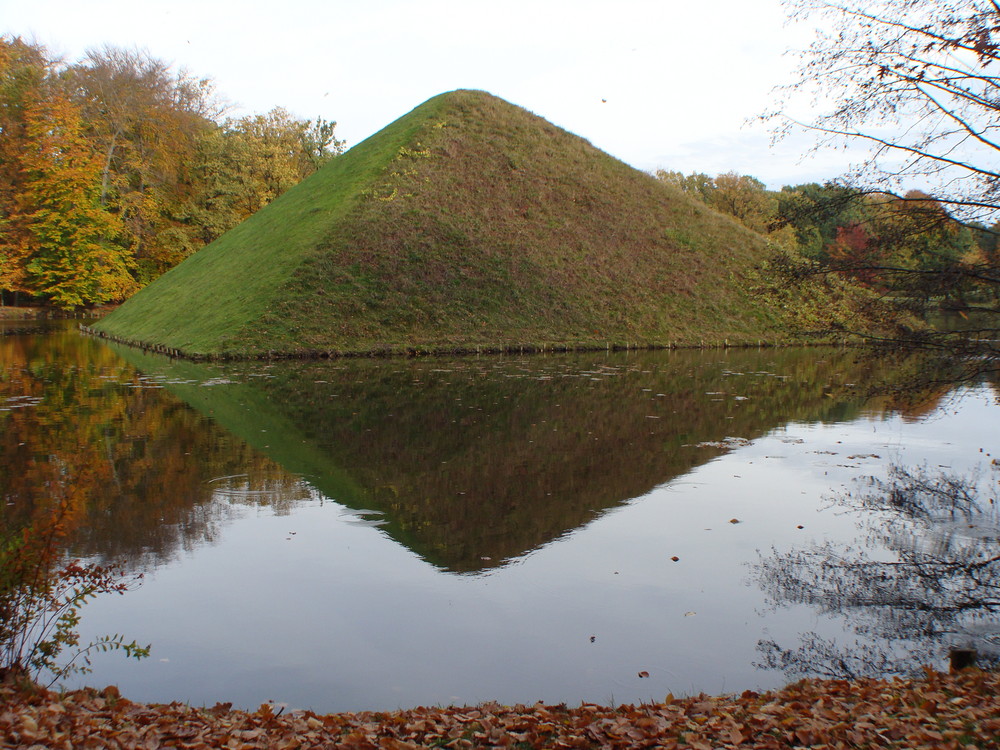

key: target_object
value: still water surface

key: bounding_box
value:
[1,323,998,712]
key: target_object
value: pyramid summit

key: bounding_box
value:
[93,89,865,358]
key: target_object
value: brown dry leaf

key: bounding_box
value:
[2,669,1000,748]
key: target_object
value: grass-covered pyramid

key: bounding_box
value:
[94,89,854,358]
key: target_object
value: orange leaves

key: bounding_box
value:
[15,88,136,309]
[2,669,1000,748]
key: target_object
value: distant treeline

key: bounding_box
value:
[0,37,343,308]
[654,170,999,304]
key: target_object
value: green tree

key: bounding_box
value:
[774,183,867,260]
[298,116,343,172]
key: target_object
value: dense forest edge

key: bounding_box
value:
[0,37,342,310]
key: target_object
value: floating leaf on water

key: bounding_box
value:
[637,671,649,678]
[670,556,680,562]
[684,611,697,617]
[729,518,741,524]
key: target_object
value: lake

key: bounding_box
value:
[2,321,998,713]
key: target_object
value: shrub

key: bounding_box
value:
[0,493,148,687]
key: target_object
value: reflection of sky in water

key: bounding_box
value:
[69,382,999,713]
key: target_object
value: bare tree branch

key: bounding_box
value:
[770,1,1000,222]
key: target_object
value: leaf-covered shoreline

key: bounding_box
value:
[2,669,998,748]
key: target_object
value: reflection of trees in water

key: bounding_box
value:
[753,464,1000,680]
[100,475,322,571]
[0,333,315,572]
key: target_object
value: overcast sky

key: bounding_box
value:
[4,0,852,188]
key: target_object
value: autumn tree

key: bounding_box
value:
[65,46,221,282]
[1,40,344,305]
[708,173,774,234]
[653,170,715,204]
[185,108,344,243]
[868,192,976,274]
[0,37,49,303]
[826,221,878,283]
[773,183,870,260]
[777,187,976,286]
[66,48,343,282]
[223,107,343,214]
[13,88,135,308]
[654,169,797,245]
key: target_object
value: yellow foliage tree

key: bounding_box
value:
[15,90,136,308]
[0,37,48,301]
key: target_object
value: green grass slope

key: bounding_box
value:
[94,89,875,358]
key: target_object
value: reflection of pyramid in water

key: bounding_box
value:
[110,346,908,573]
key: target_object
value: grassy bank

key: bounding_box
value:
[94,90,884,359]
[2,669,997,748]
